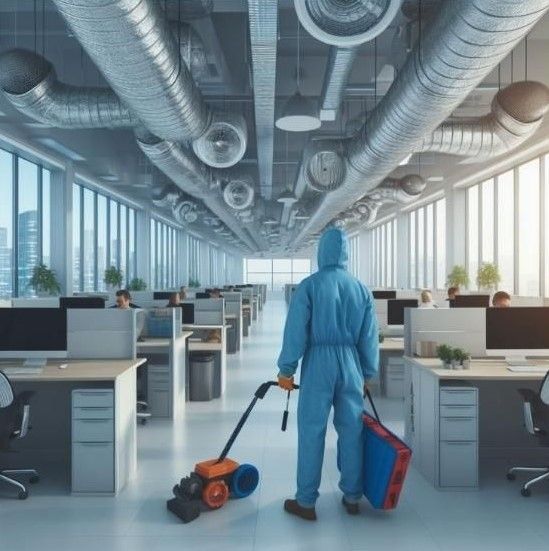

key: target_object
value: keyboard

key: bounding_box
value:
[507,366,549,373]
[2,367,44,376]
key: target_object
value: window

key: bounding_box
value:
[149,218,181,289]
[0,150,13,298]
[348,234,360,278]
[244,258,311,290]
[466,185,479,288]
[188,235,201,285]
[417,208,425,287]
[518,158,540,296]
[436,199,446,289]
[481,178,494,262]
[73,184,137,292]
[409,211,416,289]
[42,168,51,267]
[497,170,514,293]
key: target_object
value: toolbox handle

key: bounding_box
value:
[364,387,381,423]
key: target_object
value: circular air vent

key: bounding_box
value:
[295,0,401,47]
[193,112,248,168]
[223,178,255,210]
[150,184,180,208]
[305,140,346,192]
[173,201,198,224]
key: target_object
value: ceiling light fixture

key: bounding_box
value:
[275,18,321,132]
[399,153,412,166]
[276,189,298,205]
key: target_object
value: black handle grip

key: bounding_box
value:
[281,410,289,432]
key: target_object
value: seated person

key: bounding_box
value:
[209,288,223,299]
[419,289,438,309]
[111,289,140,309]
[492,290,511,308]
[447,286,460,301]
[166,292,181,308]
[179,286,187,300]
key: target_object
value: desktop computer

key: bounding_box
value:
[486,307,549,367]
[387,299,419,326]
[450,295,490,308]
[195,292,210,299]
[372,290,397,300]
[0,308,68,366]
[153,291,174,300]
[60,296,105,309]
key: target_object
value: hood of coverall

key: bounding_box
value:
[317,227,349,270]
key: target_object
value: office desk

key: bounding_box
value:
[136,331,192,419]
[379,338,405,398]
[183,324,228,396]
[404,357,548,490]
[4,359,144,495]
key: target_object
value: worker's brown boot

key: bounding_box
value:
[284,499,317,521]
[342,497,360,515]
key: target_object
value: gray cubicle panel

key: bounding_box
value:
[12,297,60,308]
[67,309,137,359]
[374,299,388,331]
[406,307,486,357]
[192,298,225,325]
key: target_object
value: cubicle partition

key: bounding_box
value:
[224,292,243,352]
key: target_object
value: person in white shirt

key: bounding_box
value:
[419,290,437,309]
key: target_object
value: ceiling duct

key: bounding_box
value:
[223,177,255,211]
[178,0,214,20]
[294,0,549,249]
[192,111,248,168]
[295,0,401,121]
[0,49,135,128]
[136,132,258,252]
[365,174,426,204]
[247,0,278,199]
[151,184,181,209]
[304,139,347,192]
[52,0,247,168]
[417,81,549,161]
[173,200,199,225]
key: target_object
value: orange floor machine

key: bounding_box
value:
[167,380,298,523]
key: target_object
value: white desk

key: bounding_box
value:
[4,358,144,495]
[183,324,228,396]
[405,357,548,490]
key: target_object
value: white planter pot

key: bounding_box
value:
[462,359,471,370]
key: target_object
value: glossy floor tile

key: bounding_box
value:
[1,298,549,551]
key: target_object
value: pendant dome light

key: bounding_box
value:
[276,16,321,132]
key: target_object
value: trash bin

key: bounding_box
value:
[226,318,237,354]
[189,353,215,401]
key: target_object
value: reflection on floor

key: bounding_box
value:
[1,299,549,550]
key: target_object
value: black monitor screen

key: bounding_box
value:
[181,303,195,324]
[372,290,397,300]
[451,295,490,308]
[60,297,105,309]
[153,292,173,300]
[387,299,419,325]
[0,308,67,352]
[486,307,549,351]
[196,292,210,299]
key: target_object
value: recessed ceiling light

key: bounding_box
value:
[427,176,444,182]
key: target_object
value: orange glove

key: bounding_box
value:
[278,375,295,391]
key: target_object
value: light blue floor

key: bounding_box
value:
[2,299,549,550]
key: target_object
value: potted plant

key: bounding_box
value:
[188,278,201,288]
[476,262,501,292]
[29,263,61,296]
[447,265,470,290]
[436,344,453,369]
[128,278,147,291]
[104,266,123,289]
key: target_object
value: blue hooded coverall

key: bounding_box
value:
[277,228,379,507]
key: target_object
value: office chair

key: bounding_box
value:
[507,372,549,497]
[0,371,39,499]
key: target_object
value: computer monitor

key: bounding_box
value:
[486,307,549,362]
[372,290,397,300]
[60,296,105,309]
[0,308,67,363]
[153,291,173,300]
[196,292,210,299]
[181,303,195,324]
[450,295,490,308]
[387,299,419,326]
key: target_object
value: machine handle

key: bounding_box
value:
[281,410,289,432]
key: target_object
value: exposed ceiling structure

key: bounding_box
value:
[0,0,548,256]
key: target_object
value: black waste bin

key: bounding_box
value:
[226,318,237,354]
[189,352,215,401]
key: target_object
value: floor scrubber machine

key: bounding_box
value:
[167,380,298,523]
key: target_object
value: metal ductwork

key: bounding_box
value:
[52,0,247,168]
[247,0,278,199]
[365,174,426,204]
[136,132,258,252]
[295,0,401,121]
[0,49,135,128]
[173,200,199,225]
[223,177,255,211]
[304,139,347,192]
[295,0,549,249]
[178,0,214,20]
[417,81,549,161]
[151,184,181,209]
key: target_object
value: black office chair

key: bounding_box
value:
[507,372,549,497]
[0,371,39,499]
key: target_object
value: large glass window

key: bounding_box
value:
[481,178,495,262]
[425,203,434,289]
[72,185,81,291]
[149,218,182,289]
[97,195,108,292]
[436,199,446,289]
[348,234,360,278]
[245,258,311,290]
[409,211,416,288]
[497,170,514,293]
[467,185,479,289]
[417,208,425,287]
[42,168,51,268]
[518,159,540,296]
[0,150,13,298]
[189,235,201,285]
[82,188,95,292]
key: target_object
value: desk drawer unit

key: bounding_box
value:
[439,387,478,488]
[72,389,115,493]
[386,357,405,399]
[147,365,171,418]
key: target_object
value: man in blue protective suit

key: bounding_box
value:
[277,227,379,521]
